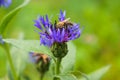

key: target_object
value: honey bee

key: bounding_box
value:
[56,18,74,28]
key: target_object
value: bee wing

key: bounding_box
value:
[64,18,71,22]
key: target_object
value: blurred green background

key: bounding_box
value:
[0,0,120,80]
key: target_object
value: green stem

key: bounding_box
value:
[56,58,62,75]
[53,58,62,80]
[4,44,18,80]
[40,73,44,80]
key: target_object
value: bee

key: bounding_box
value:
[56,18,74,28]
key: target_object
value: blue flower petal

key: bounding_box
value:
[40,33,53,47]
[34,20,43,30]
[0,0,11,7]
[60,28,65,42]
[59,10,66,21]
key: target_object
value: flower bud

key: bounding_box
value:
[29,52,51,74]
[51,42,68,58]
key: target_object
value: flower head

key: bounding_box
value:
[34,10,81,47]
[0,0,12,7]
[29,52,51,74]
[29,52,51,64]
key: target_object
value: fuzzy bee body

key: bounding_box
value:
[56,18,73,28]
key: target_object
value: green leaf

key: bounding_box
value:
[4,39,76,74]
[0,48,7,77]
[61,42,76,73]
[9,45,27,76]
[59,74,77,80]
[0,0,30,35]
[3,39,51,55]
[79,65,111,80]
[3,39,53,79]
[3,39,76,78]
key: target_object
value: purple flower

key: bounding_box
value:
[34,10,81,47]
[0,0,12,7]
